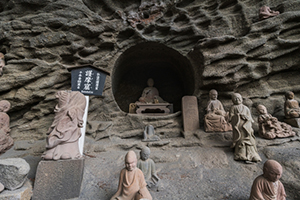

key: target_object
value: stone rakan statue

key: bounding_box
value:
[0,52,5,76]
[204,89,232,132]
[284,91,300,127]
[111,150,152,200]
[256,104,295,139]
[142,125,160,142]
[249,159,286,200]
[229,93,261,163]
[0,100,13,154]
[138,78,164,104]
[137,147,160,187]
[259,5,280,20]
[42,90,86,160]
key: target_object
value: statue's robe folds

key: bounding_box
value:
[249,175,286,200]
[111,168,152,200]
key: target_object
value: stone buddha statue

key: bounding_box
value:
[284,91,300,127]
[138,78,164,104]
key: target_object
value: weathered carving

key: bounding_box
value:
[204,89,232,132]
[42,91,86,160]
[259,5,280,20]
[142,125,160,142]
[229,93,261,163]
[137,147,160,187]
[111,150,152,200]
[257,104,295,139]
[249,160,286,200]
[0,100,13,154]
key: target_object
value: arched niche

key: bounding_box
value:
[112,42,195,113]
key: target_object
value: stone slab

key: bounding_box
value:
[32,159,84,200]
[0,179,32,200]
[182,96,200,138]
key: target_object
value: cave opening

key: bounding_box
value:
[112,42,195,113]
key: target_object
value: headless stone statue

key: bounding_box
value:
[204,89,232,132]
[142,125,160,142]
[256,104,295,139]
[137,147,160,187]
[42,91,86,160]
[284,91,300,127]
[0,100,13,154]
[229,93,261,163]
[111,150,152,200]
[249,160,286,200]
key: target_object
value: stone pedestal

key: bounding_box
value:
[284,118,300,128]
[32,159,84,200]
[182,96,200,138]
[0,180,32,200]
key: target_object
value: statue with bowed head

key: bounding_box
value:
[137,147,160,187]
[111,150,152,200]
[284,91,300,127]
[204,89,232,132]
[42,90,86,160]
[229,93,261,163]
[256,104,295,139]
[249,160,286,200]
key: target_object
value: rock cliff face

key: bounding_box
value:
[1,0,299,140]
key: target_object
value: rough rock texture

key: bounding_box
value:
[0,158,30,191]
[0,180,32,200]
[0,0,300,199]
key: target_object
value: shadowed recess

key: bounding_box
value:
[112,42,195,113]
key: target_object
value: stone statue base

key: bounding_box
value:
[284,118,300,128]
[32,159,84,200]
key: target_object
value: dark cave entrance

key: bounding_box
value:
[112,42,195,113]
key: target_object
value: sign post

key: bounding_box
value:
[68,65,110,155]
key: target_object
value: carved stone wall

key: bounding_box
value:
[0,0,299,140]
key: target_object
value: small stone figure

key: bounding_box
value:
[111,150,152,200]
[138,78,164,104]
[142,125,160,142]
[256,104,295,139]
[0,100,13,154]
[0,53,5,76]
[284,91,300,127]
[249,160,286,200]
[137,147,160,187]
[229,93,261,163]
[204,89,232,132]
[259,5,280,20]
[42,91,86,160]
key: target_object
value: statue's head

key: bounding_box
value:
[209,89,218,100]
[263,160,282,182]
[147,78,154,87]
[232,93,243,105]
[256,104,267,114]
[0,100,11,113]
[125,150,137,171]
[285,91,294,100]
[140,146,150,161]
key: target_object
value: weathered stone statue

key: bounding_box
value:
[142,125,160,142]
[42,90,86,160]
[204,89,232,132]
[137,147,160,187]
[256,104,295,139]
[138,78,164,104]
[249,160,286,200]
[0,100,13,154]
[0,53,5,76]
[229,93,261,163]
[259,5,280,20]
[111,150,152,200]
[284,91,300,127]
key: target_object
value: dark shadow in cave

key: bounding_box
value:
[112,42,195,113]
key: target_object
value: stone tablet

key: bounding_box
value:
[182,96,199,137]
[33,159,84,200]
